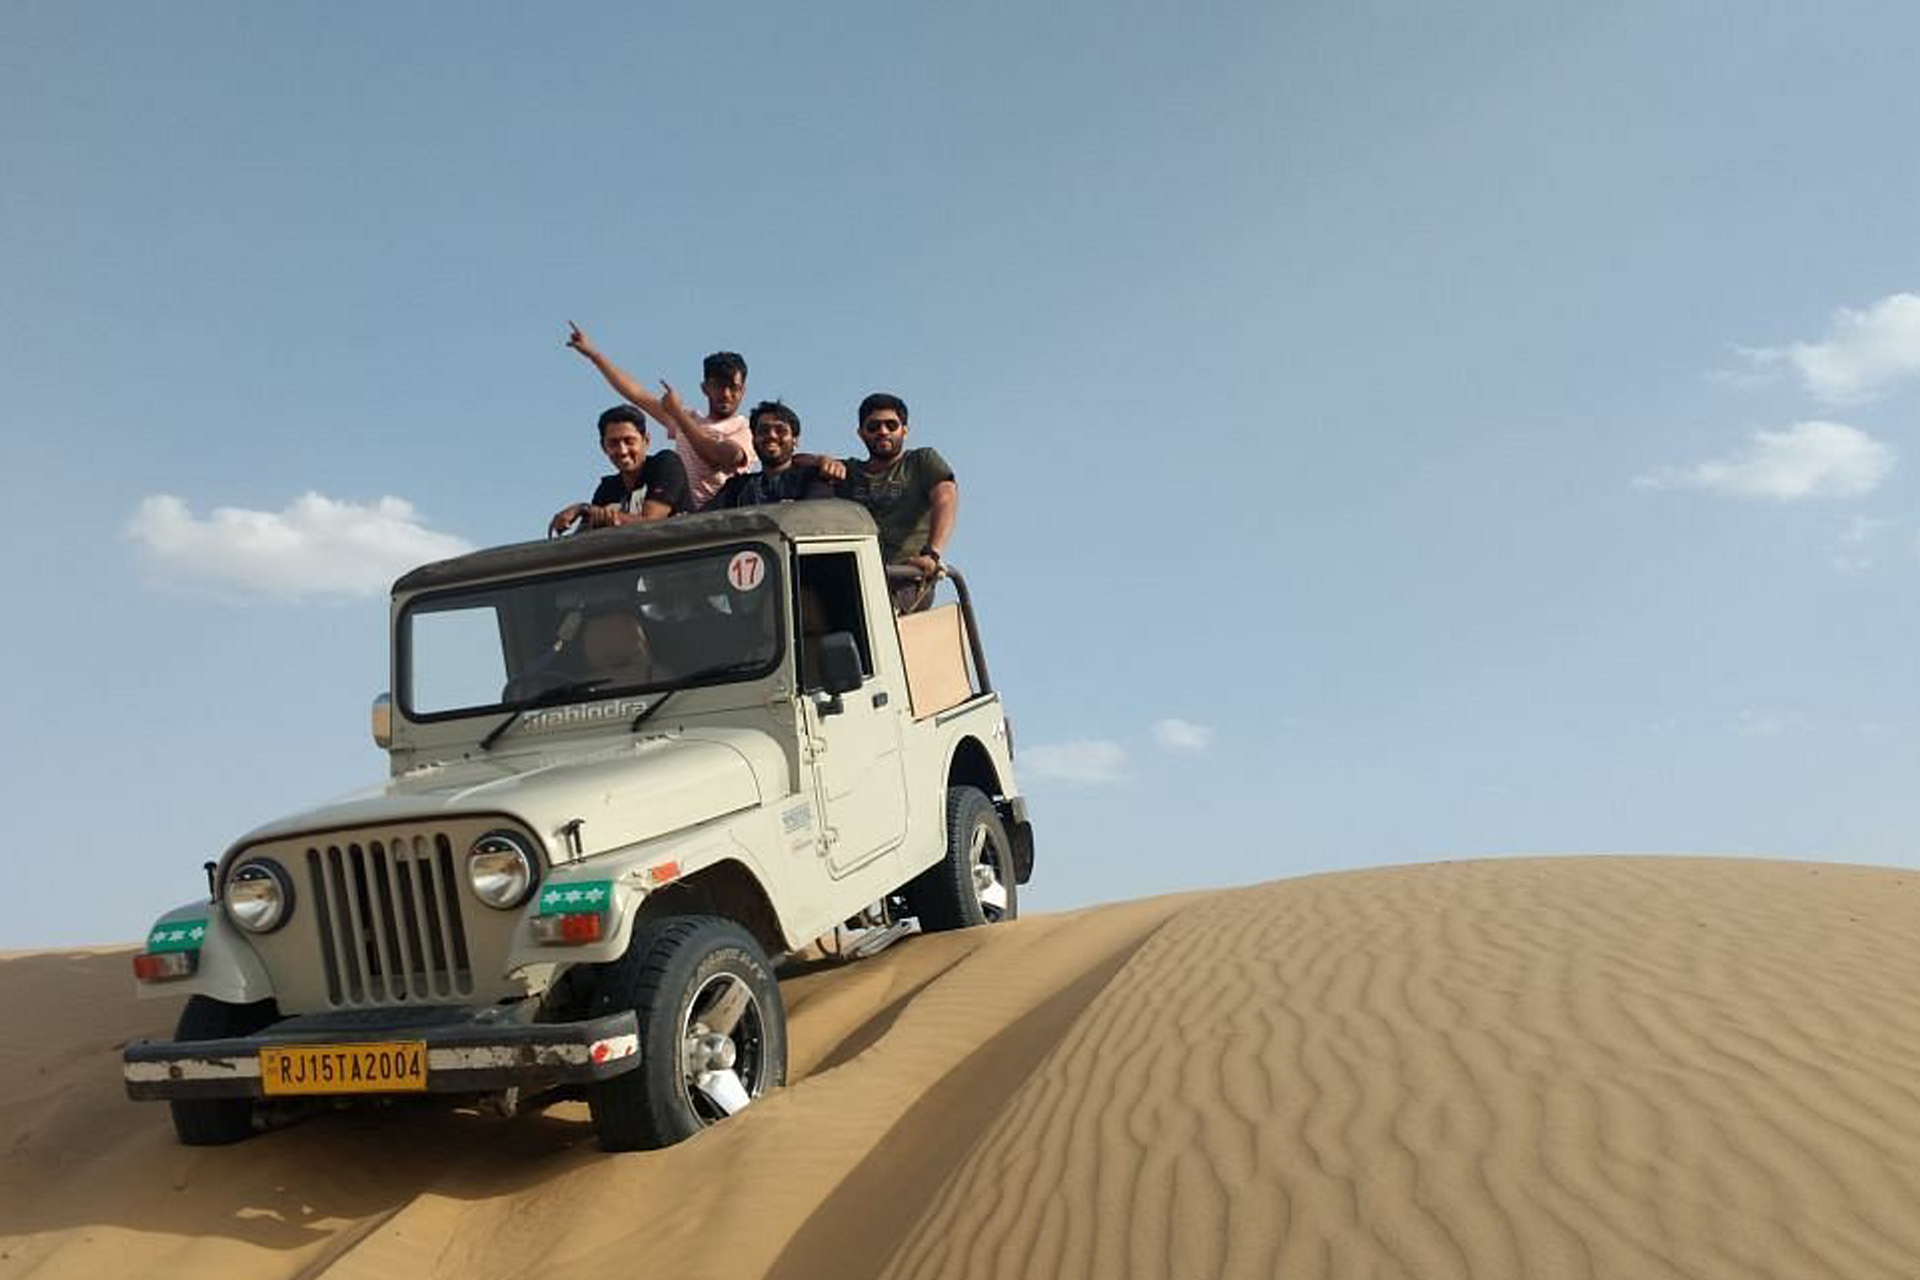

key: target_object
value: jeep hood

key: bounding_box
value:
[231,729,784,862]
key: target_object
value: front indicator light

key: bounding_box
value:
[133,951,199,981]
[531,912,605,945]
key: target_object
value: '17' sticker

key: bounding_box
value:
[727,551,766,592]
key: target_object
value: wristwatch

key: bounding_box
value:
[919,545,942,562]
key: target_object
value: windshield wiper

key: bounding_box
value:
[627,659,767,735]
[480,679,611,752]
[485,659,768,750]
[631,691,674,734]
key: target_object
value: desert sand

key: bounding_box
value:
[4,857,1919,1280]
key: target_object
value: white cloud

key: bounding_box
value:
[1831,514,1893,574]
[1634,421,1894,500]
[1151,718,1215,753]
[1743,292,1920,404]
[127,492,474,602]
[1020,739,1129,785]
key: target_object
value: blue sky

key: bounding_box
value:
[3,2,1916,949]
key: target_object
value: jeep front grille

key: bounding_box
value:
[304,833,474,1006]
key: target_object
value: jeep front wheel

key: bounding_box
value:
[169,995,280,1145]
[907,785,1019,932]
[587,915,787,1151]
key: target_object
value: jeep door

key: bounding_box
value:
[794,548,909,876]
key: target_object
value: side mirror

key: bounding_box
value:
[371,693,393,749]
[810,632,864,716]
[818,632,864,695]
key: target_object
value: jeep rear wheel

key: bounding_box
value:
[169,996,280,1145]
[907,785,1019,932]
[587,915,787,1151]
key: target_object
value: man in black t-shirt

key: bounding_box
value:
[701,400,832,511]
[548,405,693,536]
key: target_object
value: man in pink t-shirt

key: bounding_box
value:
[565,323,755,508]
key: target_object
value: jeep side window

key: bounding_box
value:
[795,553,872,692]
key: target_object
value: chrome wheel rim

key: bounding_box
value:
[969,822,1010,922]
[679,971,768,1122]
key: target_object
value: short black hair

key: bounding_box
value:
[703,351,748,384]
[596,405,648,437]
[749,399,801,436]
[858,392,909,426]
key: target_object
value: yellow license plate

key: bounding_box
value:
[260,1042,428,1096]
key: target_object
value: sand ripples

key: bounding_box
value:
[873,859,1920,1280]
[5,859,1918,1280]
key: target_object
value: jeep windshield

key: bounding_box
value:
[400,544,784,719]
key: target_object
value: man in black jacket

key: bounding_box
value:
[698,400,833,510]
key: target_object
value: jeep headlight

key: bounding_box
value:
[227,861,294,933]
[468,832,538,909]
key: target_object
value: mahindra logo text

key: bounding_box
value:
[522,699,649,731]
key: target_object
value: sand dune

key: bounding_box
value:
[4,858,1919,1279]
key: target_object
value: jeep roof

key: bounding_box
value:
[393,500,881,595]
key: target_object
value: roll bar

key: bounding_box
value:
[883,564,994,696]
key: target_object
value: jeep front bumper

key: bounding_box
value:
[123,1006,640,1101]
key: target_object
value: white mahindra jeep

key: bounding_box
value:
[122,501,1033,1150]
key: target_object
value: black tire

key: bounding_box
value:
[587,915,787,1152]
[169,995,280,1146]
[906,786,1019,932]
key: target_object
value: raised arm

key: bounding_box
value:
[566,322,667,420]
[660,381,749,470]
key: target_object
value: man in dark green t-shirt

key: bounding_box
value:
[836,392,957,582]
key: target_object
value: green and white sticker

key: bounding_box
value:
[147,920,207,953]
[536,881,612,915]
